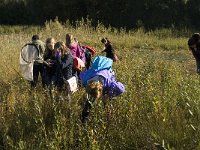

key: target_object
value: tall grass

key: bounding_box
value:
[0,19,199,150]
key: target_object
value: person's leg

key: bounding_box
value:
[57,77,64,90]
[39,64,46,88]
[72,68,77,78]
[196,60,200,74]
[55,76,64,100]
[43,67,49,89]
[51,75,57,88]
[45,74,51,88]
[30,64,39,88]
[48,75,56,99]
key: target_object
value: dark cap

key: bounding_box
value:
[192,33,200,41]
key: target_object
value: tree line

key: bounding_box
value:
[0,0,200,29]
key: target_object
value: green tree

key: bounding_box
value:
[187,0,200,27]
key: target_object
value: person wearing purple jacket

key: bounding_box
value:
[79,56,125,123]
[66,34,85,78]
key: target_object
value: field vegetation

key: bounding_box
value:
[0,19,199,150]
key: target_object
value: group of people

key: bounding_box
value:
[29,34,118,90]
[20,32,200,123]
[21,34,124,123]
[29,35,79,89]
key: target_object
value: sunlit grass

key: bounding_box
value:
[0,19,199,149]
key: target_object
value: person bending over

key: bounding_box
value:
[80,56,125,123]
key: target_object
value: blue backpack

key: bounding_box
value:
[91,56,113,71]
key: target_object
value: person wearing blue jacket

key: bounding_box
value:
[79,56,125,123]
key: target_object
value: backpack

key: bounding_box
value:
[73,57,85,71]
[82,45,96,56]
[91,56,113,71]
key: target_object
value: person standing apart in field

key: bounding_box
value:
[31,34,46,88]
[101,37,118,61]
[54,41,73,91]
[43,37,57,89]
[188,33,200,74]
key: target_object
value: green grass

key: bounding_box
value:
[0,20,199,150]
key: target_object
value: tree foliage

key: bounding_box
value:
[0,0,199,29]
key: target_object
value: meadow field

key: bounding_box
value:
[0,20,200,150]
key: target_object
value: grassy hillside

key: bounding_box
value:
[0,20,199,150]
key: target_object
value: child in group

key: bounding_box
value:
[188,33,200,74]
[31,34,46,88]
[65,33,85,61]
[101,37,118,61]
[66,33,86,80]
[82,45,97,70]
[84,48,92,69]
[79,56,125,123]
[43,37,56,89]
[54,41,73,90]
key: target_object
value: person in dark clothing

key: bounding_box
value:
[101,37,116,61]
[31,34,46,88]
[188,33,200,74]
[54,41,73,90]
[81,45,97,70]
[43,37,56,89]
[84,49,92,69]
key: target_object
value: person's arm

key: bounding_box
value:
[43,52,48,65]
[101,43,107,53]
[70,46,76,58]
[101,49,106,53]
[107,81,125,98]
[40,43,46,54]
[43,51,52,67]
[43,60,51,67]
[70,42,79,58]
[62,53,73,69]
